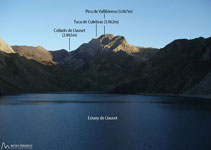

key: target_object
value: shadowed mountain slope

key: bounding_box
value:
[110,37,211,95]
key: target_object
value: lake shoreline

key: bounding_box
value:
[0,91,211,99]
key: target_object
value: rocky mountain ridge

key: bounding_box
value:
[0,34,211,97]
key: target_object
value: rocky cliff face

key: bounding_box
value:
[0,37,15,53]
[0,37,15,74]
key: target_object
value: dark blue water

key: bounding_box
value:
[0,93,211,150]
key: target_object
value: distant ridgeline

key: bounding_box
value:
[0,34,211,96]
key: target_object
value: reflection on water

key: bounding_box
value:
[0,94,211,150]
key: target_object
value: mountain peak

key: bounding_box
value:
[36,45,45,49]
[86,34,140,53]
[99,34,141,53]
[65,34,158,69]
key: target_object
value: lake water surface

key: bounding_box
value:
[0,93,211,150]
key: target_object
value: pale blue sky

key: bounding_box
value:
[0,0,211,50]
